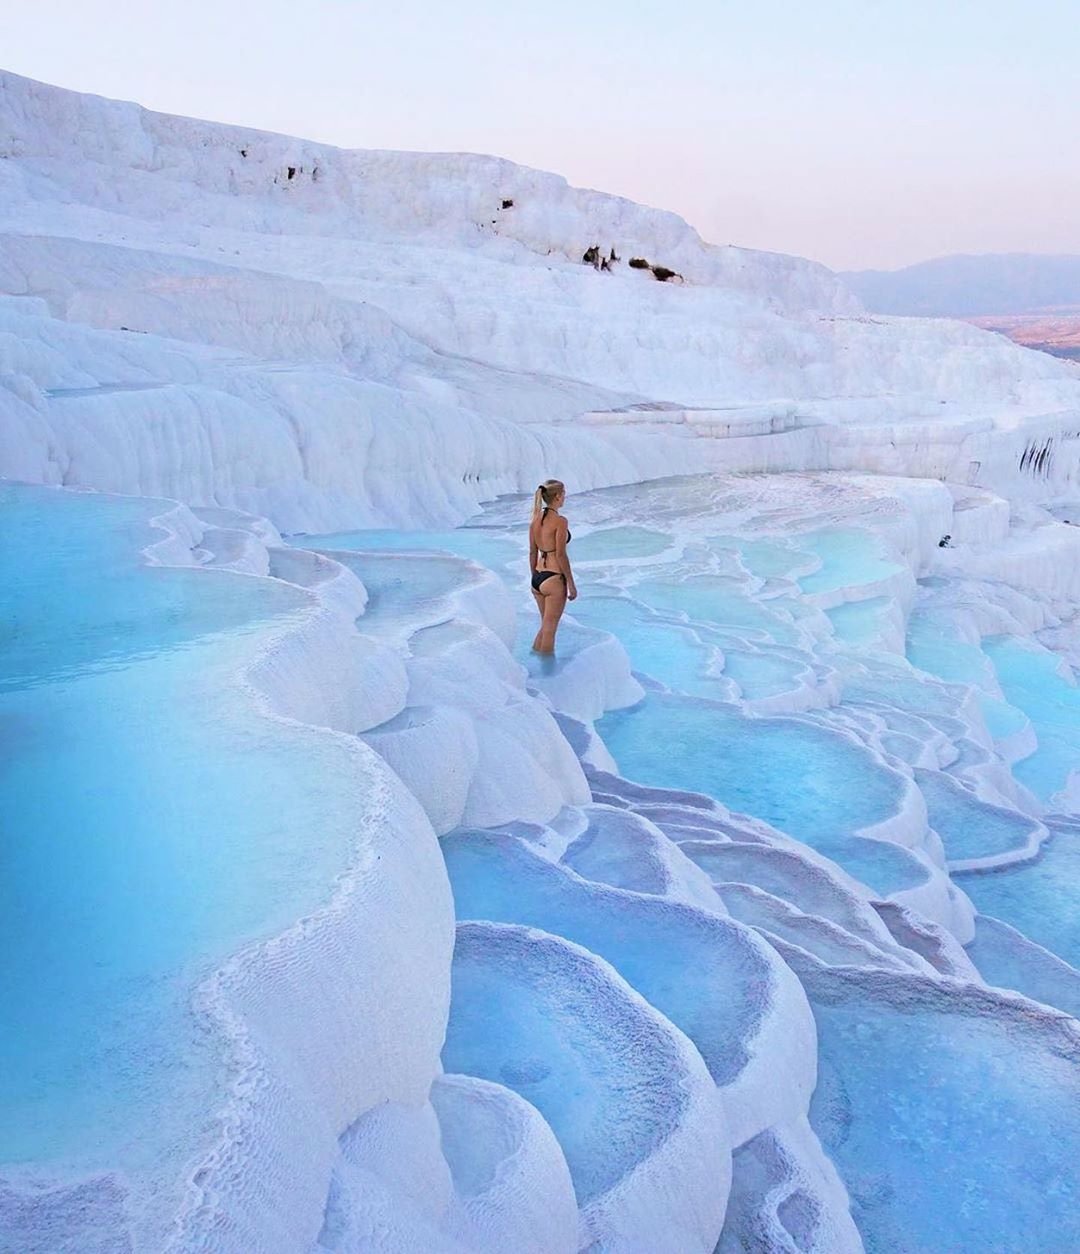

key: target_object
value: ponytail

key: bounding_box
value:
[531,478,565,521]
[531,479,564,519]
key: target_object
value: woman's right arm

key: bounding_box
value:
[529,522,538,575]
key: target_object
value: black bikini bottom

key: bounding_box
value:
[531,569,565,592]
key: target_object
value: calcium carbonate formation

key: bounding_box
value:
[2,68,1080,1254]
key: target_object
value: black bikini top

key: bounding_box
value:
[538,507,571,555]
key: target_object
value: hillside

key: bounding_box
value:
[4,69,1080,532]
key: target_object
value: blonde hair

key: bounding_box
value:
[532,479,565,521]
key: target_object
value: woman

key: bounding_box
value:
[529,479,576,653]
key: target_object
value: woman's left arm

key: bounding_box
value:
[555,520,576,600]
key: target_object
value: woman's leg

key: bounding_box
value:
[534,579,567,653]
[530,586,545,650]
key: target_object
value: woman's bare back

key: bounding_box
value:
[532,510,565,570]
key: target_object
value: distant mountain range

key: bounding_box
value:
[841,253,1080,317]
[842,253,1080,360]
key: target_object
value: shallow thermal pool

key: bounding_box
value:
[597,696,904,857]
[629,574,801,645]
[984,636,1080,803]
[568,594,726,697]
[916,768,1041,865]
[296,496,1080,1252]
[569,525,674,562]
[295,525,521,571]
[320,549,478,637]
[825,596,893,646]
[796,528,905,598]
[709,535,812,581]
[0,487,366,1194]
[442,829,768,1088]
[807,966,1080,1254]
[905,612,1030,744]
[442,921,688,1205]
[955,824,1080,970]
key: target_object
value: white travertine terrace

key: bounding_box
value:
[4,67,1080,1254]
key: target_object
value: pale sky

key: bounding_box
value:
[6,0,1080,270]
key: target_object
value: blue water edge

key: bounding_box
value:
[0,486,364,1187]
